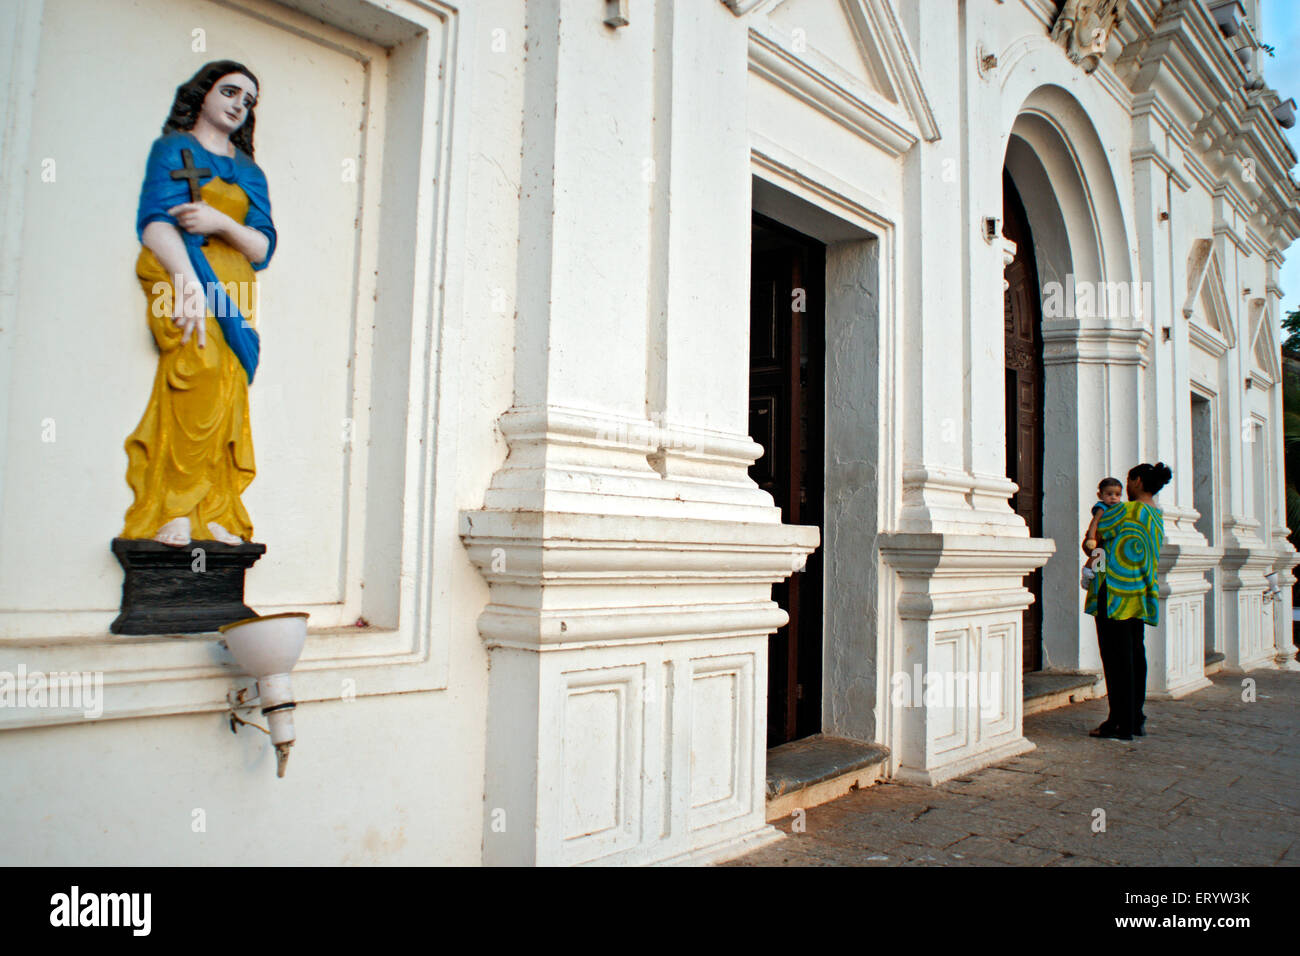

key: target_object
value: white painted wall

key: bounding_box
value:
[2,0,1297,866]
[0,0,524,865]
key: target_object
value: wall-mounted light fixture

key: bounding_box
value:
[221,612,309,778]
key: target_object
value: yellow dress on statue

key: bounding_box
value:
[122,177,258,541]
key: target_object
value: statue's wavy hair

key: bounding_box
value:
[162,60,260,158]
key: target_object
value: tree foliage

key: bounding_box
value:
[1283,307,1300,353]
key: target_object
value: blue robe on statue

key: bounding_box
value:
[134,131,276,382]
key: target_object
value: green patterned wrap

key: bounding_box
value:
[1084,501,1164,626]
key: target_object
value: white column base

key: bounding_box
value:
[464,502,817,867]
[1148,540,1216,698]
[658,823,786,867]
[1220,542,1279,671]
[892,735,1036,787]
[1145,674,1213,701]
[879,533,1054,787]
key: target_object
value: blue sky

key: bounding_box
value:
[1262,0,1300,320]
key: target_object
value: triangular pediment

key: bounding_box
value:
[742,0,939,145]
[1184,239,1236,350]
[1248,297,1282,384]
[768,0,897,104]
[1199,285,1223,334]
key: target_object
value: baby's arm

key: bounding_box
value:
[1081,508,1103,558]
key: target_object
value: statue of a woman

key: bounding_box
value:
[121,61,276,548]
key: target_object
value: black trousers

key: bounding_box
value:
[1094,582,1148,734]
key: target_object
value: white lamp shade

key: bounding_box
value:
[219,612,308,678]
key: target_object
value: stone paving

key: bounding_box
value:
[729,669,1300,867]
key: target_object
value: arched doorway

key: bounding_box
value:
[1000,86,1142,677]
[1002,170,1045,672]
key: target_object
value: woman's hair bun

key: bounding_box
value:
[1128,461,1172,495]
[1146,461,1172,494]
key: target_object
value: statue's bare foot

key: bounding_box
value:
[154,517,191,547]
[207,522,243,546]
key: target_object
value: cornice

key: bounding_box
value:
[1122,0,1300,233]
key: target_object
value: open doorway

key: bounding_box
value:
[1190,391,1217,655]
[1002,171,1045,672]
[750,214,825,747]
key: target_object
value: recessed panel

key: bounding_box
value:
[688,654,755,833]
[563,689,622,839]
[3,0,375,622]
[929,629,968,754]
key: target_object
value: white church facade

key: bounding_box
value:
[1,0,1297,866]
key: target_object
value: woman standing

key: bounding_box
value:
[122,61,276,547]
[1084,461,1172,740]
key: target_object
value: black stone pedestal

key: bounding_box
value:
[110,538,266,635]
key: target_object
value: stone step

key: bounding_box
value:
[1205,651,1226,675]
[765,735,890,822]
[1022,671,1102,717]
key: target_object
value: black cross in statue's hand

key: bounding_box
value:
[170,148,212,244]
[171,148,211,202]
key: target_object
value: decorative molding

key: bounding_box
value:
[1247,296,1282,383]
[1182,237,1213,318]
[748,29,918,157]
[1041,323,1152,367]
[1189,320,1230,358]
[722,0,785,15]
[879,533,1055,578]
[460,509,818,650]
[1121,0,1300,247]
[858,0,940,142]
[745,0,939,153]
[1130,144,1191,192]
[1183,238,1236,350]
[898,466,1027,536]
[1049,0,1127,74]
[481,403,784,522]
[1212,217,1251,257]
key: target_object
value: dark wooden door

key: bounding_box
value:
[749,215,825,747]
[1002,172,1044,672]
